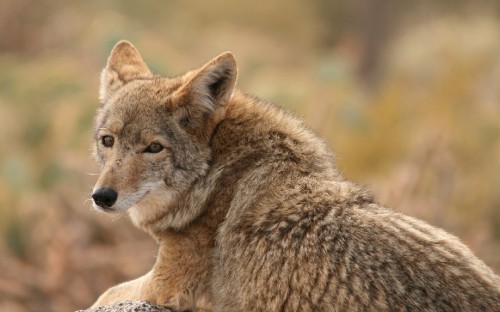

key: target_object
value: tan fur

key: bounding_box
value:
[89,40,500,311]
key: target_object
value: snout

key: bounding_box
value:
[92,188,118,210]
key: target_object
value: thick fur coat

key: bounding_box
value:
[89,41,500,311]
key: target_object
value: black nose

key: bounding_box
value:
[92,188,118,208]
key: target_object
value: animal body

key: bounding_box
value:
[89,40,500,311]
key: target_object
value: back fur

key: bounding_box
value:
[90,41,500,312]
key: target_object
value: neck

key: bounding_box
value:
[145,218,216,306]
[132,91,339,238]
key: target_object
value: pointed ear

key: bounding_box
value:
[174,52,237,112]
[99,40,152,104]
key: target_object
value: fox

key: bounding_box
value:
[89,40,500,311]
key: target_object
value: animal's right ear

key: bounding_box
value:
[99,40,152,104]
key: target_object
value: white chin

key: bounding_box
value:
[92,201,131,213]
[128,188,177,228]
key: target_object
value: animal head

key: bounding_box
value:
[92,40,237,227]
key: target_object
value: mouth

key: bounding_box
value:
[92,193,142,213]
[93,204,120,213]
[92,182,164,213]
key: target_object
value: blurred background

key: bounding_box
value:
[0,0,499,311]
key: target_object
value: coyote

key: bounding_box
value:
[90,40,500,311]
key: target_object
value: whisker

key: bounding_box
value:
[83,198,97,211]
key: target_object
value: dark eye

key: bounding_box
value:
[102,135,114,148]
[144,142,164,153]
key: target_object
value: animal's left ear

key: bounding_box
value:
[174,52,237,113]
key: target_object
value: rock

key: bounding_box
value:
[76,301,174,312]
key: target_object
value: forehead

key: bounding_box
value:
[97,77,181,132]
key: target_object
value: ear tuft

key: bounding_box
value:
[99,40,152,104]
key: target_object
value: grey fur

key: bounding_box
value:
[90,41,500,311]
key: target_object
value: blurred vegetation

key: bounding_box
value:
[0,0,499,311]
